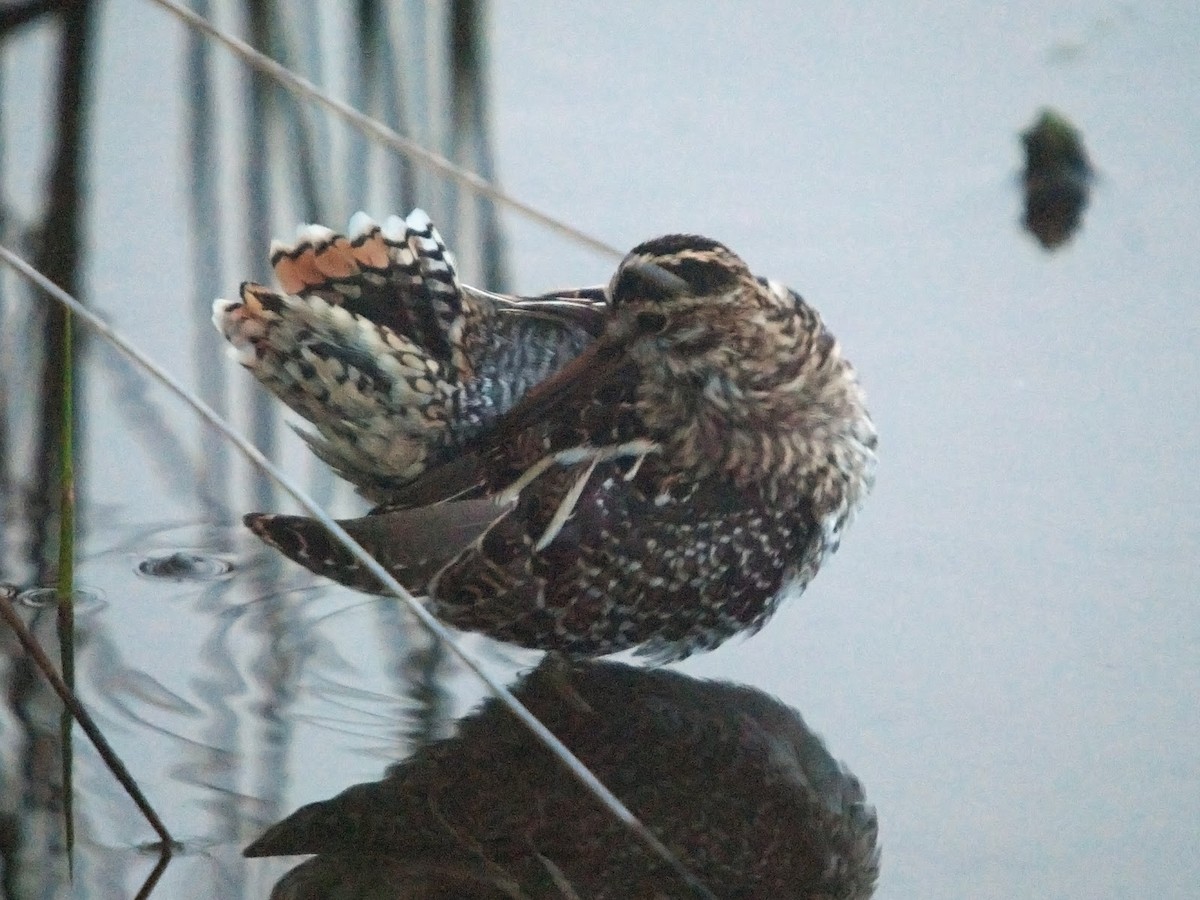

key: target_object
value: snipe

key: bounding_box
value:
[216,214,877,660]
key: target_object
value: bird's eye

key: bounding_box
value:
[610,262,689,308]
[666,257,740,296]
[635,311,668,334]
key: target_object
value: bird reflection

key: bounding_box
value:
[248,656,879,899]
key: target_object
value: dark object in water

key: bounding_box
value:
[1021,108,1094,249]
[246,656,881,899]
[135,550,232,582]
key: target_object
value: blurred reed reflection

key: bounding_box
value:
[0,1,513,894]
[248,655,879,899]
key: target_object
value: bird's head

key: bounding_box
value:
[606,234,758,347]
[606,234,794,385]
[605,233,876,495]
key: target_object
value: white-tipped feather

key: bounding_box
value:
[213,208,604,505]
[296,223,335,244]
[226,342,258,367]
[211,298,236,335]
[381,215,407,242]
[347,210,376,238]
[405,208,434,231]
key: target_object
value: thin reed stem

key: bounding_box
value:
[145,0,624,262]
[56,303,76,870]
[0,587,176,849]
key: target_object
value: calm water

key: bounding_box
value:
[2,2,1197,898]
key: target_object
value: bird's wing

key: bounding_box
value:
[480,337,639,463]
[366,336,641,511]
[244,497,512,596]
[485,285,609,337]
[424,453,793,658]
[243,338,651,604]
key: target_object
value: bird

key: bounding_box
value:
[213,210,606,504]
[246,655,881,900]
[218,216,877,660]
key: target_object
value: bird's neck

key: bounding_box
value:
[636,328,877,519]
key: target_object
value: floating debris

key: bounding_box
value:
[1021,108,1095,250]
[135,550,232,582]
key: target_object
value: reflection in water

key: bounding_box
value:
[1,3,98,897]
[1,2,513,894]
[248,656,879,899]
[15,585,105,611]
[1020,108,1094,250]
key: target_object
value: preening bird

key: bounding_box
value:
[214,213,876,660]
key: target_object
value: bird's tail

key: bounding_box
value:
[212,211,469,499]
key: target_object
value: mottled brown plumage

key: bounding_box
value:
[248,657,880,900]
[226,220,877,659]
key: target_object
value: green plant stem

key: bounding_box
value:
[57,305,76,872]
